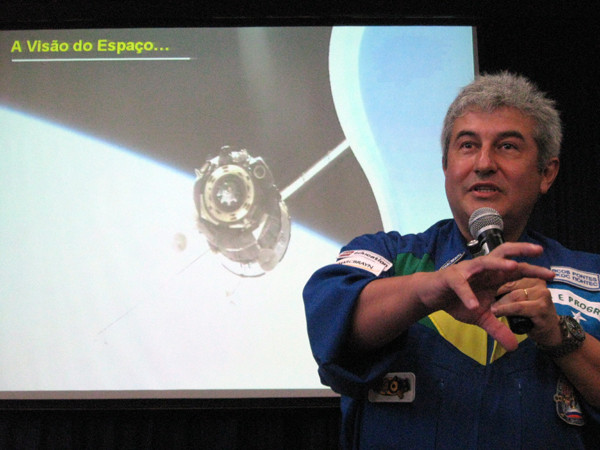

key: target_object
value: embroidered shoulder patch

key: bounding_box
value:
[550,288,600,323]
[552,266,600,291]
[336,250,392,276]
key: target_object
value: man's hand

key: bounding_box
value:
[492,278,562,347]
[418,243,555,351]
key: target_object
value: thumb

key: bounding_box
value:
[477,312,519,351]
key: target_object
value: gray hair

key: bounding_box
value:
[441,72,562,171]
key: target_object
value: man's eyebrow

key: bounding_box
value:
[496,130,526,141]
[453,130,527,141]
[453,130,477,141]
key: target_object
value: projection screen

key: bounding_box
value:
[0,25,476,399]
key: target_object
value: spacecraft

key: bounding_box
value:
[193,142,349,277]
[194,146,290,277]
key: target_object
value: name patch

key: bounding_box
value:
[552,266,600,291]
[336,250,392,276]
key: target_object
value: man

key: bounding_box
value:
[303,72,600,448]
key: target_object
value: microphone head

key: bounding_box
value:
[468,207,503,240]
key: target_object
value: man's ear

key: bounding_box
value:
[540,157,560,194]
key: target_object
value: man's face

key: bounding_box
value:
[444,106,558,242]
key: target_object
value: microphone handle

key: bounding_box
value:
[507,315,533,335]
[483,230,534,335]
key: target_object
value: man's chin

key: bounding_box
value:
[467,201,505,217]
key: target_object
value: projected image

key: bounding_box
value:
[0,26,474,398]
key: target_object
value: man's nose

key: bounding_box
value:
[474,146,497,174]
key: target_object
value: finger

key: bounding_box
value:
[514,263,555,281]
[492,302,529,319]
[493,281,534,316]
[496,281,518,297]
[489,262,555,284]
[493,288,553,320]
[489,242,544,259]
[477,312,519,351]
[494,286,529,305]
[487,244,555,280]
[493,293,515,308]
[496,278,547,303]
[447,271,480,310]
[492,297,530,318]
[466,259,554,289]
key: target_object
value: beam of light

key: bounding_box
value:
[280,139,350,201]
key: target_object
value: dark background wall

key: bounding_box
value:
[2,1,599,448]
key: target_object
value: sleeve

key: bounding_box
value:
[550,249,600,426]
[302,232,409,398]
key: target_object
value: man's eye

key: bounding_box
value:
[500,142,517,150]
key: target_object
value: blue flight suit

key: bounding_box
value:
[303,220,600,449]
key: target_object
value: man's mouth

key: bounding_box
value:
[470,184,501,194]
[473,186,498,192]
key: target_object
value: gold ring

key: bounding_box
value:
[523,288,529,300]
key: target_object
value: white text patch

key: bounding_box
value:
[336,250,392,276]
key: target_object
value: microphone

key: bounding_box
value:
[468,207,505,256]
[468,207,533,334]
